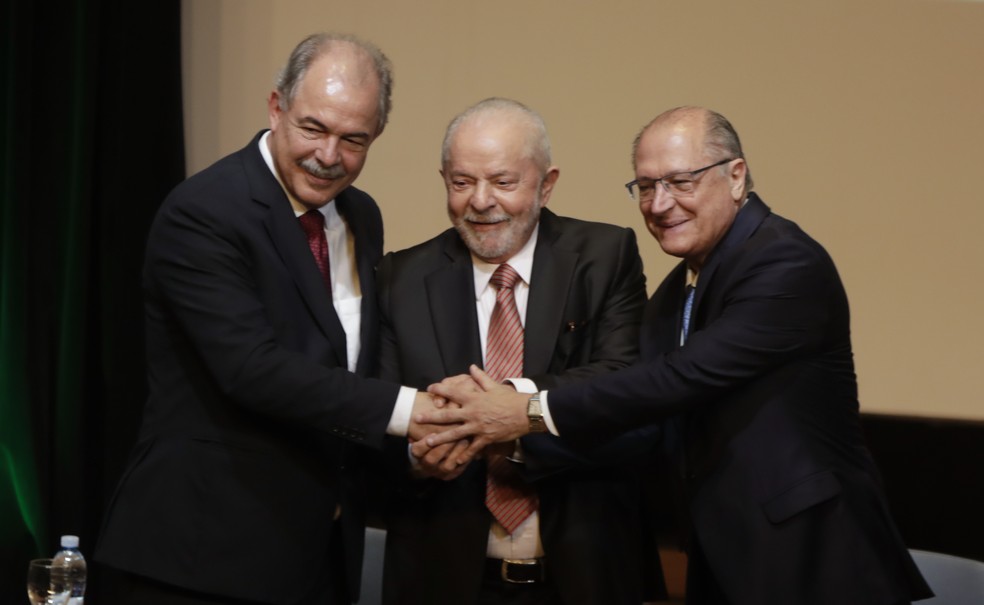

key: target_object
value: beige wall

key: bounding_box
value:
[181,0,984,420]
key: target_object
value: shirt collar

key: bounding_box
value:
[686,266,698,289]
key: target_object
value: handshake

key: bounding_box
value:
[407,365,539,480]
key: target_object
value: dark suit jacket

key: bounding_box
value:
[548,194,932,605]
[375,209,660,605]
[95,131,401,604]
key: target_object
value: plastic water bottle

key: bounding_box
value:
[52,535,86,605]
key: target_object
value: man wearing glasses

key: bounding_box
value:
[418,106,933,604]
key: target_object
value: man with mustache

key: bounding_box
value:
[374,98,663,605]
[95,33,442,605]
[419,106,933,605]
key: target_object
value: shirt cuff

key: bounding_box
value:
[540,390,559,436]
[386,386,418,436]
[505,377,537,395]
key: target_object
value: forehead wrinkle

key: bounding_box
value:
[638,131,707,178]
[292,111,373,140]
[456,111,541,164]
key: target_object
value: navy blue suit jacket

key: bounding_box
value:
[96,131,400,604]
[549,194,932,605]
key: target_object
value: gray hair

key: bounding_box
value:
[632,106,754,191]
[441,97,552,172]
[275,32,394,134]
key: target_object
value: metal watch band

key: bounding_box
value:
[527,393,547,433]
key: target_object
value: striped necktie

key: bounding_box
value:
[484,263,538,533]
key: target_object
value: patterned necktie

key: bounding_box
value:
[681,284,696,345]
[299,209,332,294]
[484,263,538,534]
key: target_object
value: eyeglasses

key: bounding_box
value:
[624,158,735,202]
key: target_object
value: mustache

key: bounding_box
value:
[463,212,510,225]
[300,158,346,180]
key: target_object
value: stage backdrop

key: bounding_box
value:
[182,0,984,422]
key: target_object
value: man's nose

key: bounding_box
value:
[646,184,675,214]
[470,181,496,211]
[315,136,341,166]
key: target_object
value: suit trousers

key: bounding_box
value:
[103,567,348,605]
[101,522,349,605]
[685,540,731,605]
[104,570,271,605]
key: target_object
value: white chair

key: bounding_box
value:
[359,527,387,605]
[909,549,984,605]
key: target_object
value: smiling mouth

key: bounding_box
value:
[659,218,689,230]
[306,173,333,185]
[467,217,509,228]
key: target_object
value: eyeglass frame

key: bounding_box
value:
[624,157,736,201]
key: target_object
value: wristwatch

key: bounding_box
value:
[527,392,548,433]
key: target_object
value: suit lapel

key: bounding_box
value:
[525,210,576,376]
[421,209,580,378]
[246,134,348,368]
[426,235,483,377]
[643,262,688,357]
[689,193,771,330]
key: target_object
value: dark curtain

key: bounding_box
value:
[1,1,184,602]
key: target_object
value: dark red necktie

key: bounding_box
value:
[299,209,332,294]
[484,263,538,534]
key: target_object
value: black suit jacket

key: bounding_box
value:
[375,209,660,605]
[549,194,932,605]
[95,131,401,604]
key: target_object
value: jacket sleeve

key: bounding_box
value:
[520,224,655,476]
[549,221,844,446]
[145,179,400,448]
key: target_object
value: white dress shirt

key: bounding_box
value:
[258,132,416,433]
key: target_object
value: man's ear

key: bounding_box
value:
[729,159,747,201]
[268,91,284,131]
[538,167,561,207]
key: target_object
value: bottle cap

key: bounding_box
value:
[60,535,80,548]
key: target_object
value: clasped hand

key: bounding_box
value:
[407,365,531,479]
